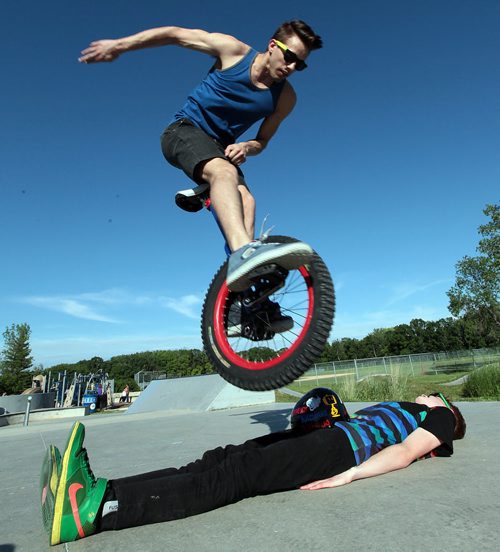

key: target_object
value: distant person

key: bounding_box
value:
[79,20,323,330]
[119,385,130,404]
[96,383,107,410]
[40,392,465,545]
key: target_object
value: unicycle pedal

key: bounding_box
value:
[175,183,210,212]
[244,264,289,305]
[246,263,282,279]
[246,264,288,284]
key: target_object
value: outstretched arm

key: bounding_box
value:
[301,427,442,491]
[79,26,247,65]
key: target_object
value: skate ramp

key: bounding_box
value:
[126,374,274,415]
[0,392,55,414]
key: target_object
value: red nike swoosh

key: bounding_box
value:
[68,482,85,538]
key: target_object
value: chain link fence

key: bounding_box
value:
[134,370,167,391]
[299,347,500,386]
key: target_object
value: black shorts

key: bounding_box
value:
[161,118,244,184]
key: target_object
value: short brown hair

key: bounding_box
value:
[448,401,467,439]
[447,397,467,440]
[273,20,323,51]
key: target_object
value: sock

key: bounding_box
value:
[102,500,118,517]
[99,485,118,531]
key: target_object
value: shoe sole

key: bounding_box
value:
[268,317,294,333]
[50,422,82,545]
[40,445,61,537]
[227,245,313,292]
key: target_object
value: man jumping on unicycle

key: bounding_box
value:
[80,20,323,333]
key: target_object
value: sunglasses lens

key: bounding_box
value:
[282,47,307,71]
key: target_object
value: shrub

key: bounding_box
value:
[335,373,410,402]
[462,364,500,399]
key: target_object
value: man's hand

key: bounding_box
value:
[300,468,356,491]
[79,40,121,63]
[225,143,248,166]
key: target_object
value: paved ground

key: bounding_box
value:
[1,401,498,552]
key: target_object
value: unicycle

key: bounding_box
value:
[175,183,335,391]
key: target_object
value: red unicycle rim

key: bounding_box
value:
[213,266,315,371]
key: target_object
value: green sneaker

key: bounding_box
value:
[48,421,108,546]
[40,444,62,535]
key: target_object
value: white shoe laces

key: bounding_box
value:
[256,214,275,243]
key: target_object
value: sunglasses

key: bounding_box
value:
[273,39,307,71]
[430,392,452,410]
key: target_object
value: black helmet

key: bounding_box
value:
[291,387,349,431]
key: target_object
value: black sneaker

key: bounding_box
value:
[261,299,294,333]
[226,298,293,338]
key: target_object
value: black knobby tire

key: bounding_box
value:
[201,236,335,390]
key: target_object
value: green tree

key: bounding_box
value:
[387,324,413,355]
[364,328,391,358]
[447,203,500,344]
[88,356,105,372]
[1,323,34,394]
[241,347,277,362]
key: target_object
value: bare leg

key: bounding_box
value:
[200,158,252,252]
[197,158,312,292]
[238,181,255,240]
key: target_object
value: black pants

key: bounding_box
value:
[104,428,355,531]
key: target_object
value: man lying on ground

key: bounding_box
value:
[40,391,465,545]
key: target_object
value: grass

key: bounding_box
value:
[277,365,499,403]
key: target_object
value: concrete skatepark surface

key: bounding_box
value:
[0,400,498,551]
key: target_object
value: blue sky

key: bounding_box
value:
[1,1,498,367]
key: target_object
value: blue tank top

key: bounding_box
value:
[172,48,285,147]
